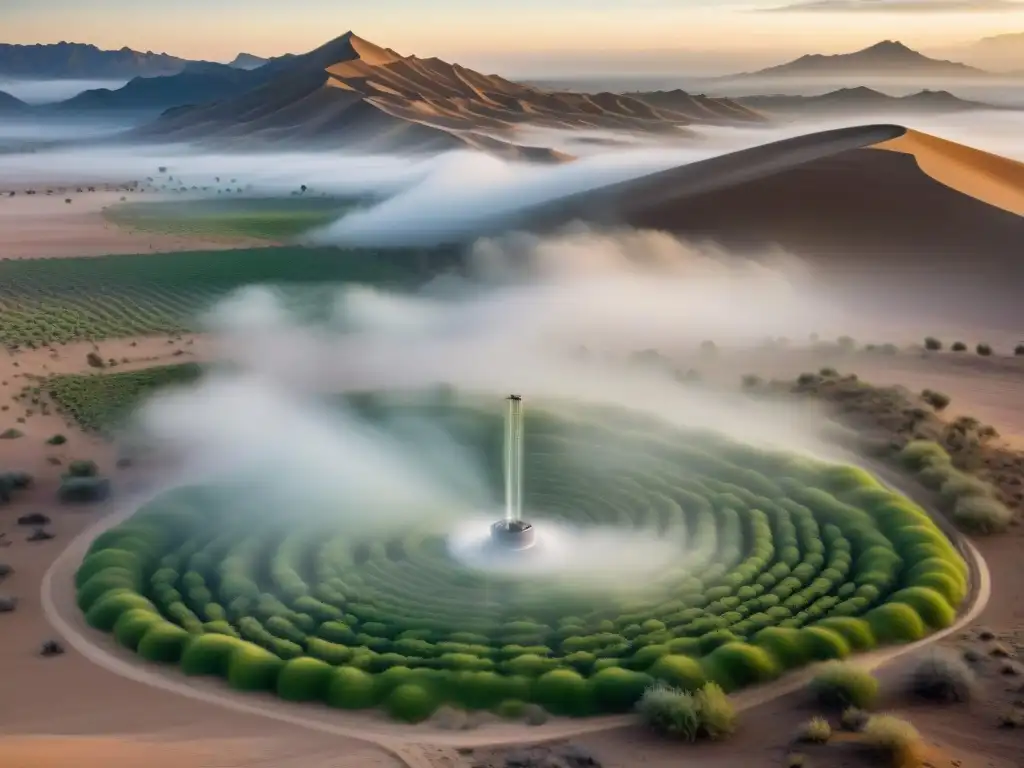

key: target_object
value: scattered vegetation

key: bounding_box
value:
[1015,344,1024,356]
[810,662,879,710]
[976,343,993,356]
[951,341,967,352]
[920,389,950,411]
[794,716,831,743]
[908,648,975,703]
[840,706,869,732]
[637,682,735,741]
[74,400,966,721]
[860,715,925,768]
[923,337,942,351]
[45,363,202,433]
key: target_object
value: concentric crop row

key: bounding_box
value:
[75,401,969,722]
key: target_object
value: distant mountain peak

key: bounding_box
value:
[738,38,986,79]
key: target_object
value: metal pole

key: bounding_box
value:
[505,395,523,523]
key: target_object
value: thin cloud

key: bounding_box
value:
[760,0,1023,11]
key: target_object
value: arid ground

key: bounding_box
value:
[2,125,1024,768]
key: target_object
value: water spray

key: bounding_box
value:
[490,394,536,550]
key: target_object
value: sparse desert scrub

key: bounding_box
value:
[920,389,950,411]
[795,716,831,743]
[923,337,942,351]
[810,661,879,709]
[907,648,975,702]
[637,681,735,741]
[976,343,993,356]
[951,494,1012,534]
[841,706,870,732]
[951,341,967,352]
[1015,344,1024,356]
[860,715,925,768]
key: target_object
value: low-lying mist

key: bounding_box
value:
[3,109,1021,247]
[131,226,871,583]
[0,77,129,105]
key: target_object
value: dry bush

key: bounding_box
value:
[908,649,976,703]
[795,716,832,743]
[841,706,870,732]
[952,495,1012,535]
[861,715,925,768]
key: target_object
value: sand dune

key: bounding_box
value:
[132,32,763,158]
[874,128,1024,217]
[503,122,1024,332]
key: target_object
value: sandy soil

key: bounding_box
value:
[0,190,267,259]
[874,127,1024,217]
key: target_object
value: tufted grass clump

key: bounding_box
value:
[952,495,1012,535]
[920,389,950,411]
[810,661,879,710]
[795,716,831,743]
[861,714,925,768]
[637,681,735,741]
[841,706,870,732]
[908,648,976,703]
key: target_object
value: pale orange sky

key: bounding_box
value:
[5,1,1023,68]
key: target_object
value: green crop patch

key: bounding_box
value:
[76,396,969,721]
[46,363,203,434]
[0,245,455,348]
[104,197,360,242]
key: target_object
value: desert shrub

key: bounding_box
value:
[276,656,334,702]
[923,337,942,351]
[861,715,924,768]
[908,648,975,703]
[951,341,966,352]
[0,428,23,439]
[1015,344,1024,356]
[524,703,549,725]
[58,476,111,503]
[637,681,735,741]
[897,440,948,472]
[227,642,284,692]
[841,706,869,732]
[325,666,377,709]
[810,661,879,709]
[952,495,1012,534]
[136,622,191,663]
[85,589,156,631]
[67,459,99,477]
[694,682,735,740]
[533,668,592,716]
[920,389,950,411]
[865,604,926,645]
[112,607,163,650]
[976,343,993,356]
[386,683,439,723]
[638,683,700,739]
[701,643,779,691]
[588,667,652,712]
[795,716,831,743]
[180,633,243,676]
[46,434,67,445]
[649,654,706,691]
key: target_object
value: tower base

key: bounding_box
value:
[490,519,537,551]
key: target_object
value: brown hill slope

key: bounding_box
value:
[132,32,764,158]
[511,123,1024,328]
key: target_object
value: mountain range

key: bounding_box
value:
[731,40,990,80]
[0,41,193,79]
[735,87,1001,116]
[126,32,765,157]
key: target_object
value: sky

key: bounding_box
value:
[4,0,1024,74]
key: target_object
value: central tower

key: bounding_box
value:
[490,394,536,550]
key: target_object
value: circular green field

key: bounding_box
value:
[76,396,969,722]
